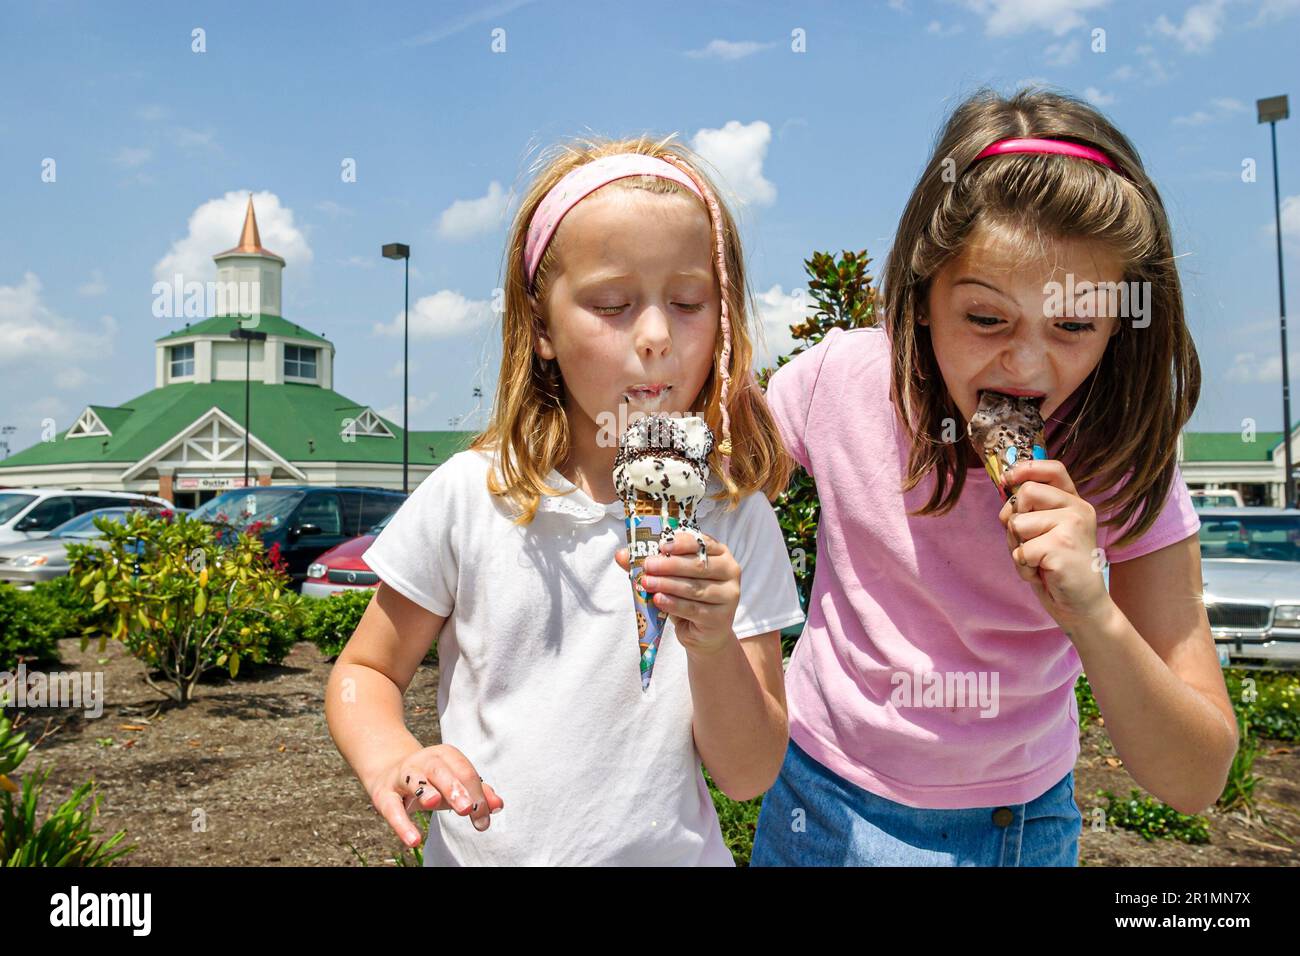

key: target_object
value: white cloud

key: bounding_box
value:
[685,39,776,60]
[1172,96,1249,125]
[377,392,439,425]
[690,120,776,207]
[1251,0,1300,24]
[436,181,510,241]
[1083,86,1115,106]
[752,284,807,370]
[0,273,117,369]
[1225,350,1300,384]
[78,269,107,296]
[1043,38,1080,65]
[173,127,217,150]
[373,289,495,340]
[136,104,168,122]
[1277,194,1300,244]
[926,20,965,36]
[1110,44,1170,85]
[55,367,90,389]
[959,0,1111,37]
[1154,0,1228,53]
[113,146,151,168]
[153,190,312,284]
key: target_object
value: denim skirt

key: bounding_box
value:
[751,738,1081,866]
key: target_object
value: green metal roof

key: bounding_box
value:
[1181,431,1284,462]
[0,380,476,470]
[154,313,331,345]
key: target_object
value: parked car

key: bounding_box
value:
[1198,507,1300,666]
[188,487,405,589]
[1191,489,1245,509]
[0,505,187,588]
[301,512,392,599]
[0,488,170,547]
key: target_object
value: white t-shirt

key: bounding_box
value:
[362,448,806,866]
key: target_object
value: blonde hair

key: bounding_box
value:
[471,134,793,525]
[880,88,1201,550]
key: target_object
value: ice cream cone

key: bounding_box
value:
[624,496,685,691]
[967,391,1047,501]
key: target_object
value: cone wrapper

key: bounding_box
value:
[624,497,684,692]
[967,392,1047,501]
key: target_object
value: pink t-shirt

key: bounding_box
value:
[765,325,1201,809]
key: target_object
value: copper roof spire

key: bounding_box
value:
[214,194,285,263]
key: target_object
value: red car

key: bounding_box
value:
[300,512,391,599]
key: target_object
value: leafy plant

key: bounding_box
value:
[1217,711,1259,813]
[757,250,879,615]
[1099,788,1210,844]
[0,584,61,670]
[1224,669,1300,741]
[0,702,134,866]
[64,512,295,705]
[706,768,764,867]
[1075,674,1101,729]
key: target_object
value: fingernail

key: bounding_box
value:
[490,806,502,815]
[407,830,420,844]
[473,815,490,831]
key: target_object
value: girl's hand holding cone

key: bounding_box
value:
[996,457,1114,634]
[614,530,740,656]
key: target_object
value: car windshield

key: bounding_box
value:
[1193,495,1237,509]
[0,493,37,524]
[190,490,305,531]
[1199,514,1300,562]
[49,509,136,538]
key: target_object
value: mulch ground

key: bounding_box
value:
[9,637,1299,866]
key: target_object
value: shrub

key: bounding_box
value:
[0,585,60,670]
[1225,669,1300,741]
[65,513,295,705]
[1099,788,1210,844]
[0,701,134,866]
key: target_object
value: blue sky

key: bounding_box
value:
[2,0,1298,460]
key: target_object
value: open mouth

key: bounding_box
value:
[623,384,672,402]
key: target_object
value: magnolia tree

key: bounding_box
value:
[66,511,297,705]
[757,250,879,650]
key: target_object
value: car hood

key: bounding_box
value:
[0,537,90,563]
[1202,559,1300,604]
[315,533,378,564]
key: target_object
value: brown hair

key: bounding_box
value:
[470,133,793,525]
[880,88,1201,550]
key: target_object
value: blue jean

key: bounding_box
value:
[751,738,1081,866]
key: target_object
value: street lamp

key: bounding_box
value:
[230,327,268,490]
[382,242,411,495]
[1258,95,1291,508]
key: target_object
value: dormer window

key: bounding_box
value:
[170,343,195,377]
[284,345,318,380]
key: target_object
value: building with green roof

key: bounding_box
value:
[0,198,475,508]
[1178,428,1291,506]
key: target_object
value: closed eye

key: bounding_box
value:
[674,302,707,312]
[592,304,628,315]
[966,313,1002,327]
[1058,321,1096,333]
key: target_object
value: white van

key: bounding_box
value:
[0,488,170,546]
[1190,489,1245,509]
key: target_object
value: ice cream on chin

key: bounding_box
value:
[614,412,714,691]
[967,390,1047,500]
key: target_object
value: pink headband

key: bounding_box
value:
[972,137,1120,171]
[524,152,735,474]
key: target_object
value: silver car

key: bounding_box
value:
[1198,507,1300,666]
[0,505,185,588]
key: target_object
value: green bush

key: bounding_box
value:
[1224,669,1300,741]
[0,585,61,670]
[29,574,101,640]
[1075,674,1100,729]
[1218,711,1259,812]
[65,512,295,705]
[1099,788,1210,844]
[0,702,134,866]
[302,588,376,659]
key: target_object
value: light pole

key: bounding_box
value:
[230,327,268,489]
[382,243,411,494]
[1258,95,1292,508]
